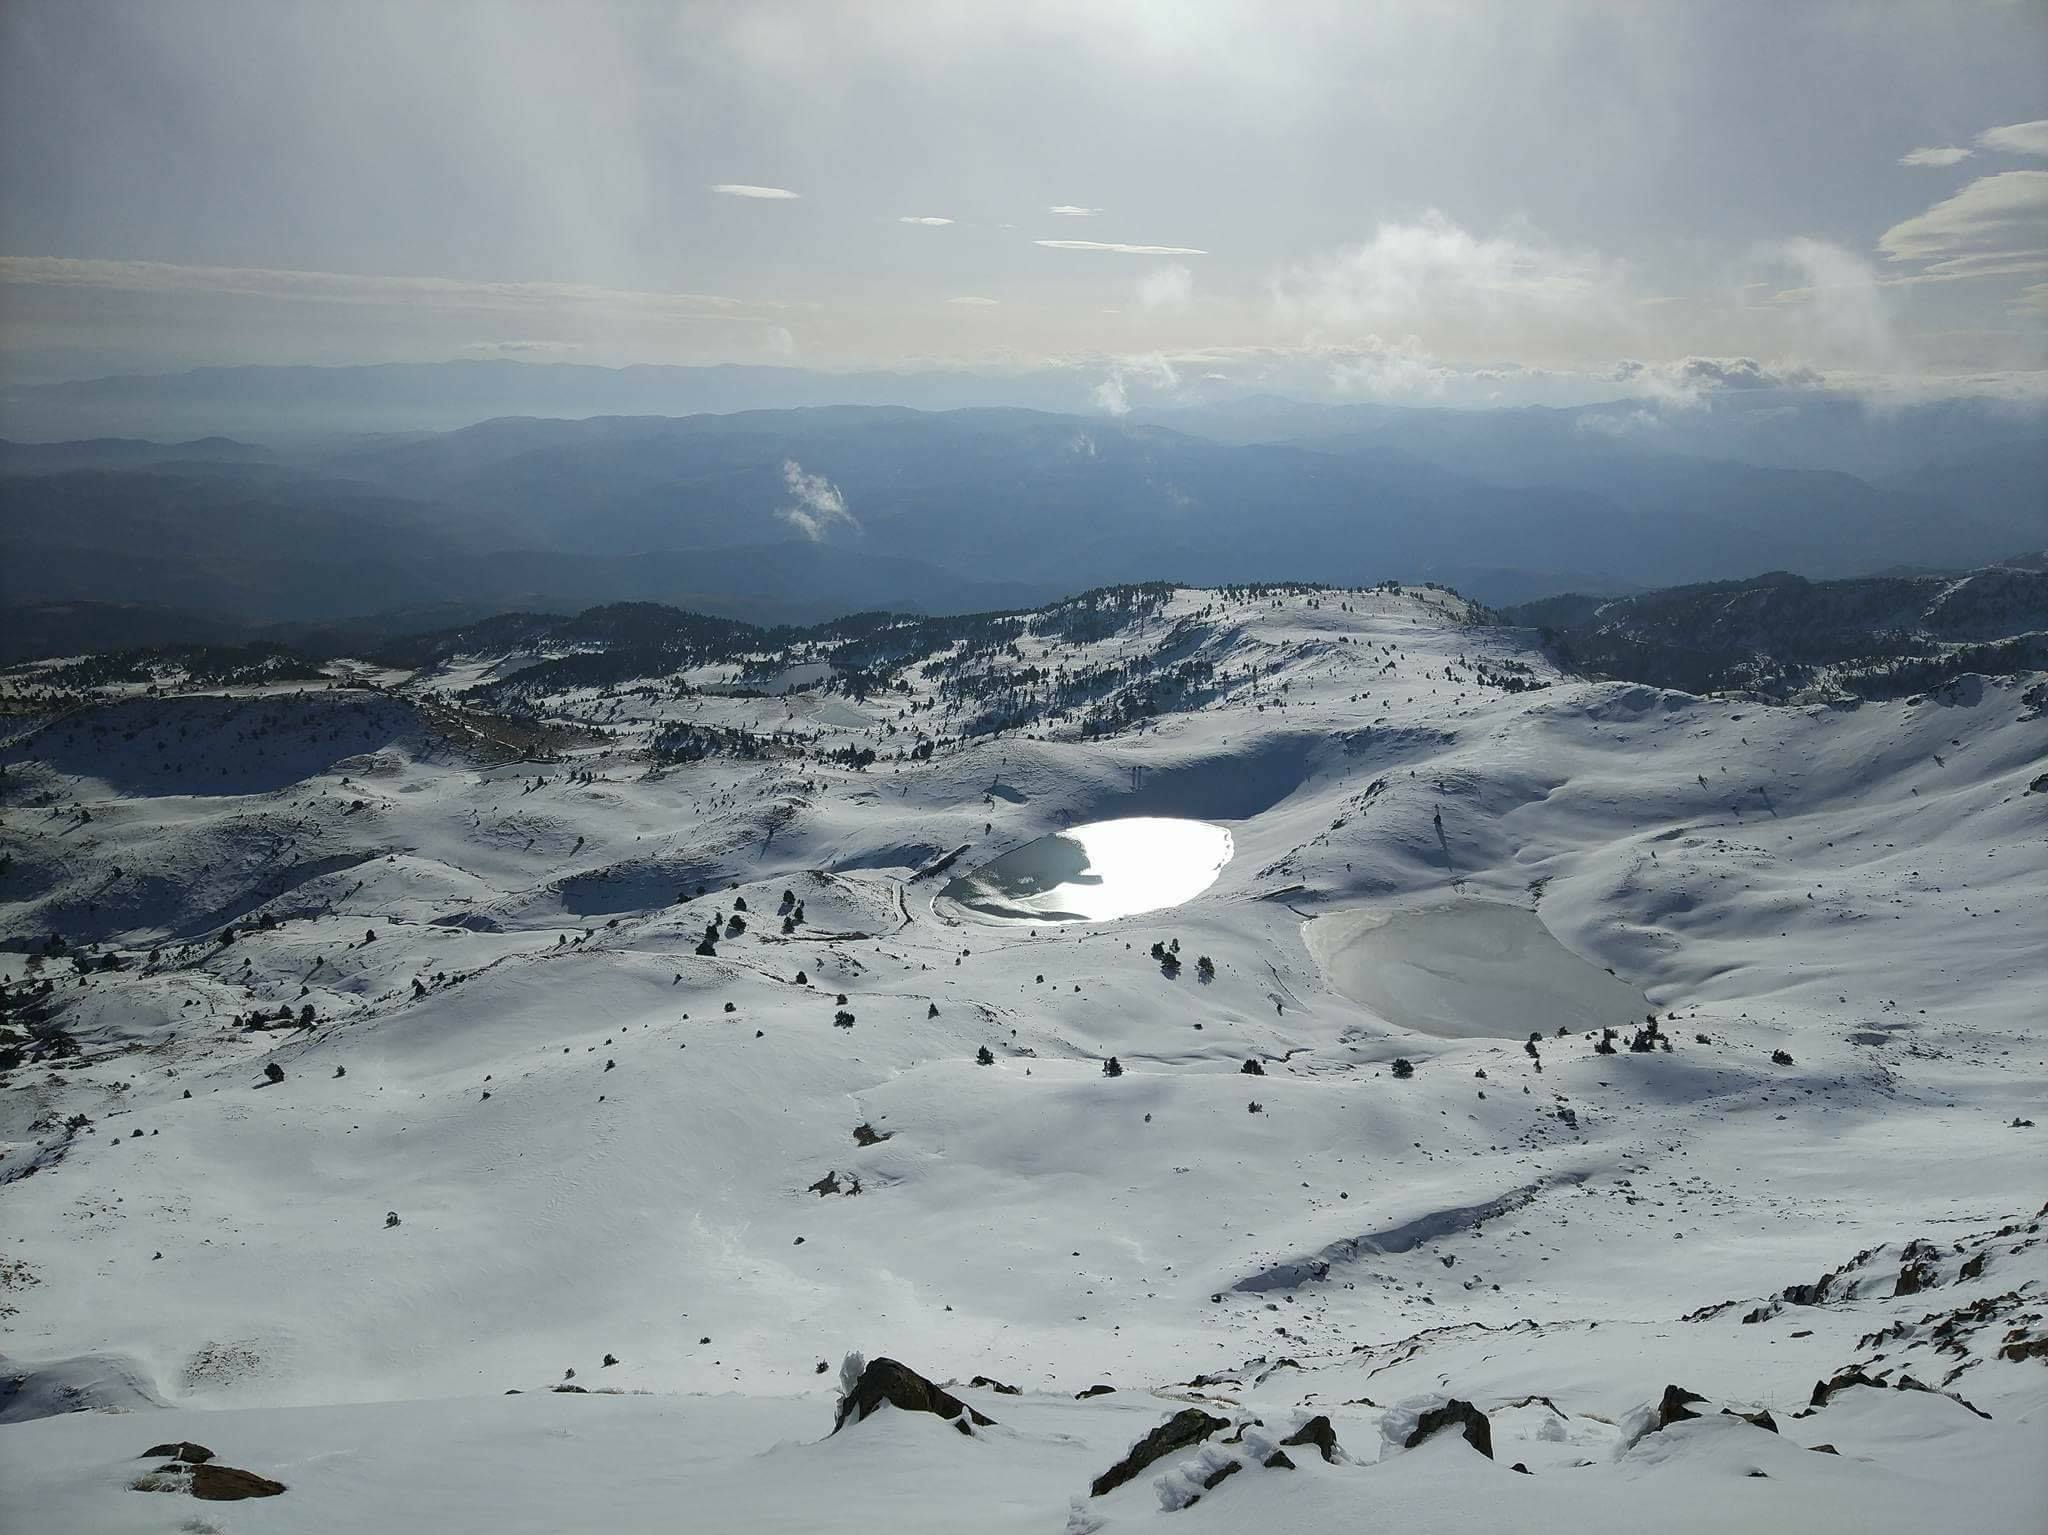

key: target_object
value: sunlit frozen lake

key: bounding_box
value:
[937,817,1233,924]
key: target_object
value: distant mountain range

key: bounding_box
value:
[1504,564,2048,699]
[2,373,2042,658]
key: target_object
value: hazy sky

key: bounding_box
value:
[2,1,2044,404]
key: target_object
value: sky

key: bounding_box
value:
[1,0,2045,407]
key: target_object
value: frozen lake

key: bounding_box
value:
[937,817,1233,924]
[1305,900,1645,1039]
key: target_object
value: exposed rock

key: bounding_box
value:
[141,1441,213,1464]
[1655,1384,1708,1430]
[1199,1459,1242,1490]
[1894,1240,1941,1297]
[1090,1408,1231,1497]
[833,1357,993,1437]
[1403,1399,1493,1459]
[1261,1449,1296,1471]
[1278,1414,1342,1463]
[1722,1407,1778,1433]
[1076,1383,1116,1398]
[969,1375,1021,1395]
[1810,1443,1839,1454]
[191,1464,286,1500]
[1808,1369,1883,1409]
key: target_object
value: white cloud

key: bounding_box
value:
[457,339,583,358]
[2015,283,2048,319]
[1575,408,1667,438]
[1091,353,1180,416]
[1611,354,1824,406]
[0,257,771,322]
[1326,336,1454,399]
[1978,120,2048,157]
[1136,263,1193,311]
[1764,238,1905,372]
[1048,206,1101,217]
[1270,212,1620,334]
[1877,170,2048,279]
[946,295,999,305]
[1036,239,1208,255]
[1899,146,1972,168]
[898,216,954,225]
[778,459,859,542]
[710,183,801,199]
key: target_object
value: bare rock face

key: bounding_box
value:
[1807,1369,1883,1409]
[1090,1408,1232,1497]
[141,1442,213,1464]
[1654,1385,1708,1430]
[1722,1407,1779,1433]
[832,1357,994,1437]
[191,1464,287,1500]
[1279,1415,1342,1463]
[1403,1399,1493,1459]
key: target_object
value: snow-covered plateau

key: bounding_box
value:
[1,583,2042,1533]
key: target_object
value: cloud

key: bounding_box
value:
[1270,212,1621,335]
[898,216,954,225]
[1036,239,1208,255]
[458,339,583,357]
[1326,336,1455,399]
[2015,283,2048,319]
[778,460,859,542]
[1978,120,2048,157]
[1611,355,1824,405]
[1876,170,2048,280]
[1575,408,1667,438]
[711,183,800,199]
[1763,238,1909,373]
[1048,206,1101,217]
[946,295,999,305]
[1136,263,1193,311]
[1899,146,1972,168]
[0,257,772,322]
[1091,353,1179,415]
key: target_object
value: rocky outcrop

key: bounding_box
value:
[832,1357,994,1437]
[1279,1415,1342,1463]
[1403,1399,1493,1459]
[1090,1408,1231,1497]
[1808,1368,1883,1409]
[1653,1384,1707,1430]
[141,1441,213,1464]
[191,1465,287,1500]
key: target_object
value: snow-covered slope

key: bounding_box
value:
[2,585,2042,1532]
